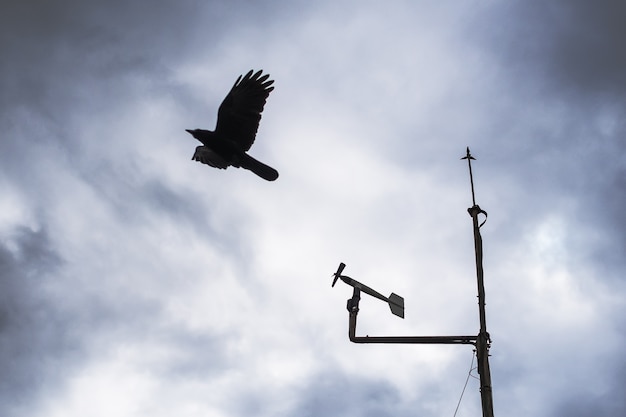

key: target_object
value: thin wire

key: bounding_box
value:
[453,350,477,417]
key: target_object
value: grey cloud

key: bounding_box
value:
[0,224,238,415]
[0,0,303,146]
[288,367,468,417]
[458,5,626,416]
[0,227,78,413]
[457,1,626,271]
[553,362,626,417]
[2,1,626,416]
[473,1,626,99]
[295,374,401,417]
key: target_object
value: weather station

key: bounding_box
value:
[332,148,495,417]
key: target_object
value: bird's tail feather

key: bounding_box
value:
[240,154,279,181]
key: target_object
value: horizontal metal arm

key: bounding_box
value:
[350,334,477,344]
[347,288,477,345]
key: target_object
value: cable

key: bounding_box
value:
[453,350,477,417]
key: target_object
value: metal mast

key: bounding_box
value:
[462,147,494,417]
[332,147,496,417]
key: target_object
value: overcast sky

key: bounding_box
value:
[1,1,625,416]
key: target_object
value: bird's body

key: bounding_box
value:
[186,70,278,181]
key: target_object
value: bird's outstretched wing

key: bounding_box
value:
[215,70,274,151]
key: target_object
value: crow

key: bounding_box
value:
[186,70,278,181]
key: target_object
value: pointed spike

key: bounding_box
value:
[462,147,478,206]
[461,146,475,160]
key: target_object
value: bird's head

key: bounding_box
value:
[185,129,214,144]
[185,129,199,138]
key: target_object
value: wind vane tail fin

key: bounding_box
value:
[388,293,405,318]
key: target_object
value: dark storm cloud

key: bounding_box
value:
[225,367,408,417]
[465,3,626,416]
[478,1,626,99]
[466,1,626,265]
[0,0,285,254]
[0,227,76,412]
[0,224,238,415]
[293,372,403,417]
[287,366,473,417]
[0,2,286,414]
[0,2,179,112]
[554,363,626,417]
[0,0,307,148]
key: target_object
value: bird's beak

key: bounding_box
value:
[185,129,193,135]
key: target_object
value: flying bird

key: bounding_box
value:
[186,70,278,181]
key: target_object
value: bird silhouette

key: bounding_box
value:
[186,70,278,181]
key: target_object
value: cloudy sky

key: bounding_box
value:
[1,1,625,416]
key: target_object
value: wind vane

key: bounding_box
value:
[331,147,495,417]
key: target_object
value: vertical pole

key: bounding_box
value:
[348,287,361,342]
[462,148,494,417]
